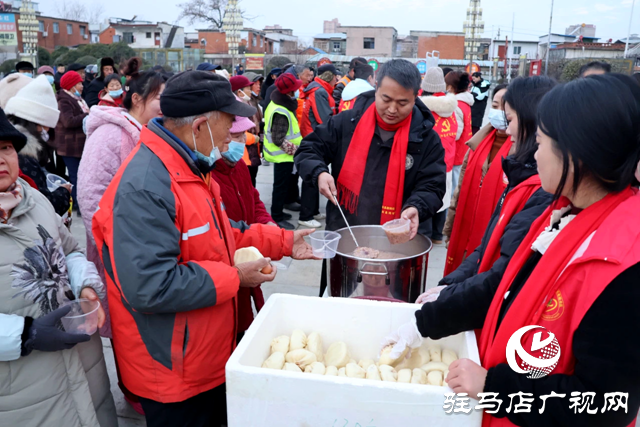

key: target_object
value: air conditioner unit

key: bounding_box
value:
[43,31,48,37]
[83,34,88,39]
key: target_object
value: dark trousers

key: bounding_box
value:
[271,162,299,222]
[419,210,447,241]
[139,383,227,427]
[299,181,320,221]
[61,156,80,210]
[248,165,259,188]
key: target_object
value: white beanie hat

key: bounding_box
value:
[0,73,32,109]
[421,67,446,94]
[5,75,60,128]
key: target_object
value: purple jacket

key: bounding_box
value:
[77,106,141,337]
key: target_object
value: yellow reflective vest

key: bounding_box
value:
[263,101,303,163]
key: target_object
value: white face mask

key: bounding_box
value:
[192,121,222,168]
[40,129,50,142]
[488,108,508,131]
[241,92,251,101]
[293,90,300,99]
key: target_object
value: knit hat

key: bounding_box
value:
[0,73,32,109]
[15,61,34,72]
[37,65,54,75]
[275,73,302,94]
[68,63,85,72]
[4,75,60,128]
[0,107,27,152]
[421,67,446,93]
[230,75,252,93]
[318,64,338,75]
[243,72,263,83]
[60,71,83,91]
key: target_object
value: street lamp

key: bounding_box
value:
[18,0,38,68]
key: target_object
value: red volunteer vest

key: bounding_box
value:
[445,131,513,275]
[431,111,458,172]
[455,100,473,166]
[480,190,640,427]
[339,97,357,113]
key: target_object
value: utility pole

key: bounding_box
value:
[624,0,636,57]
[544,0,554,75]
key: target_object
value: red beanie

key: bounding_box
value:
[60,71,83,91]
[275,73,302,94]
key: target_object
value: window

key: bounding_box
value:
[80,26,86,36]
[260,37,263,47]
[142,51,154,63]
[513,46,522,55]
[146,32,151,38]
[363,37,375,49]
[67,24,72,35]
[53,22,59,34]
[252,34,256,47]
[333,41,341,51]
[123,32,134,44]
[38,21,44,32]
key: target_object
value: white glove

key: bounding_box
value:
[416,285,446,304]
[380,319,423,361]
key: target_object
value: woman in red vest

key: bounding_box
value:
[431,78,555,302]
[447,71,474,191]
[385,73,640,426]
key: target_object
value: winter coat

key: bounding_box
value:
[77,106,141,338]
[295,90,447,231]
[437,155,553,298]
[55,90,88,158]
[84,58,117,108]
[0,179,116,427]
[419,93,458,212]
[341,78,374,102]
[211,159,274,332]
[300,77,335,137]
[92,118,295,403]
[14,123,71,217]
[470,78,491,128]
[332,75,352,110]
[97,89,125,108]
[453,91,474,168]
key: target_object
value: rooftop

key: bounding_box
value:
[553,41,625,50]
[314,33,347,40]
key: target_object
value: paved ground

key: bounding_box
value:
[68,164,448,426]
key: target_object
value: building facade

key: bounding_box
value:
[340,26,397,57]
[99,19,184,49]
[323,18,340,34]
[196,29,274,55]
[565,24,596,38]
[549,41,625,61]
[490,39,539,60]
[411,31,465,59]
[313,33,346,55]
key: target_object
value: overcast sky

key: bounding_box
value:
[37,0,638,44]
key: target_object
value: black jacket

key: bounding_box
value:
[332,76,351,110]
[471,78,491,128]
[437,156,553,297]
[84,77,105,108]
[294,90,446,231]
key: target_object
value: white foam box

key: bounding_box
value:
[226,294,482,427]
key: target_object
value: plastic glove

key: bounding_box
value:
[380,319,423,361]
[22,306,91,356]
[416,285,446,304]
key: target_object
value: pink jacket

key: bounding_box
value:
[77,106,141,337]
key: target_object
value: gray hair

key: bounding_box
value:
[293,64,310,77]
[164,111,218,128]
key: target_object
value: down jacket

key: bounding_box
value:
[77,106,142,338]
[0,179,116,427]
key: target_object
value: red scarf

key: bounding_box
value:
[337,104,412,224]
[479,188,634,367]
[445,131,512,275]
[477,175,542,273]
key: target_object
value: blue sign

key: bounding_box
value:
[0,14,15,23]
[416,61,427,75]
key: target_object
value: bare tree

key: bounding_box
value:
[178,0,252,29]
[55,0,86,22]
[86,4,105,26]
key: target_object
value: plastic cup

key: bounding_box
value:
[309,231,342,259]
[382,218,411,245]
[61,298,100,335]
[46,173,69,192]
[272,256,293,271]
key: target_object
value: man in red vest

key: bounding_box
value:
[339,64,375,113]
[332,57,367,112]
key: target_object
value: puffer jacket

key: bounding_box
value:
[0,179,116,427]
[92,118,295,403]
[77,106,141,338]
[55,90,89,158]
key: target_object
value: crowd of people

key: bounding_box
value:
[1,54,640,427]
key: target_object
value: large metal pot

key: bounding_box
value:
[328,225,432,302]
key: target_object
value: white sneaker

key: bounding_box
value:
[298,219,322,228]
[313,213,326,220]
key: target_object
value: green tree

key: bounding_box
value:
[76,55,97,67]
[76,43,111,59]
[51,46,70,65]
[37,47,51,66]
[0,59,18,75]
[109,42,137,65]
[267,56,292,73]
